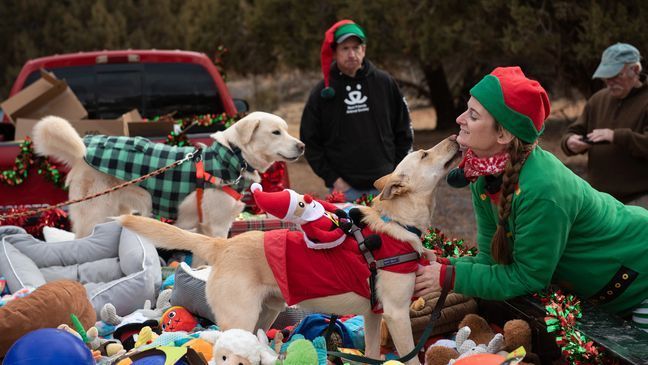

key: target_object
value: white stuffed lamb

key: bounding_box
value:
[200,328,277,365]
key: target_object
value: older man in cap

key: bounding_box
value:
[300,20,413,201]
[562,43,648,208]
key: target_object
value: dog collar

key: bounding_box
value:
[230,145,257,174]
[380,215,422,237]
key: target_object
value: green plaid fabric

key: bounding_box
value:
[83,135,253,219]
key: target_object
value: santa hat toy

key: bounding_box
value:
[250,183,324,223]
[320,19,366,98]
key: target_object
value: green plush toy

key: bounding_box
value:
[279,338,318,365]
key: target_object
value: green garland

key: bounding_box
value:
[421,228,477,258]
[0,113,244,187]
[164,112,241,146]
[0,137,64,187]
[537,290,618,364]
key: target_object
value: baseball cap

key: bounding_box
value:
[334,23,366,44]
[592,43,641,79]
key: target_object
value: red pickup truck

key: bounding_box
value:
[0,50,288,212]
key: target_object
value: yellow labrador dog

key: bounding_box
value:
[33,112,304,238]
[118,137,458,364]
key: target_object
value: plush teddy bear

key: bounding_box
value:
[450,326,504,364]
[425,314,534,365]
[251,183,350,249]
[458,314,532,354]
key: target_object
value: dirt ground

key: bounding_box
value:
[272,102,587,244]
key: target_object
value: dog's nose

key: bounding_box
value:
[296,142,305,154]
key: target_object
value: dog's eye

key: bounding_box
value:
[272,130,281,135]
[298,202,305,208]
[222,355,227,360]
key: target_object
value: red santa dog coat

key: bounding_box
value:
[252,184,425,306]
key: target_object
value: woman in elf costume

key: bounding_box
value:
[414,66,648,330]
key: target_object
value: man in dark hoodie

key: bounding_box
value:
[300,20,413,201]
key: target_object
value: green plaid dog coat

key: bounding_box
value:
[83,135,254,219]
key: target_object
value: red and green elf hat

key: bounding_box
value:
[320,20,366,98]
[470,66,550,143]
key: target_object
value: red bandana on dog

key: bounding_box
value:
[459,149,509,182]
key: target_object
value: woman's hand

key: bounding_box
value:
[414,262,442,297]
[421,248,437,263]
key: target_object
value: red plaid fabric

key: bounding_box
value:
[229,217,297,237]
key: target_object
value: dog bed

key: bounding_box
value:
[0,221,161,317]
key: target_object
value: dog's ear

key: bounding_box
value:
[373,173,392,191]
[380,177,409,200]
[236,117,261,144]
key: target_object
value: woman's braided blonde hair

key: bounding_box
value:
[490,126,535,264]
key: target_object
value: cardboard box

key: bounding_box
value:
[122,109,176,137]
[14,118,127,141]
[1,70,87,124]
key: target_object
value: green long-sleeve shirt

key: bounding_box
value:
[450,146,648,314]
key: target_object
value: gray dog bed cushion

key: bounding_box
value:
[170,262,310,327]
[0,221,161,317]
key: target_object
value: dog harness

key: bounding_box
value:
[83,135,254,219]
[264,225,424,312]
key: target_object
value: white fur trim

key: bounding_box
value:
[284,189,300,219]
[301,230,346,249]
[250,182,263,193]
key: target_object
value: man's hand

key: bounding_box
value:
[566,134,591,154]
[587,128,614,143]
[333,177,351,193]
[414,261,442,297]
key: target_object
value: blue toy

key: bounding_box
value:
[4,328,94,365]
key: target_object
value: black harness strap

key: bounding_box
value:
[323,314,339,344]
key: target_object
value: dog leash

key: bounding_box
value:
[327,266,454,364]
[0,148,201,221]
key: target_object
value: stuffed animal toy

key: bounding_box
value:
[251,183,349,249]
[424,314,534,365]
[450,326,504,364]
[273,333,327,365]
[100,288,172,326]
[200,328,277,365]
[161,306,199,332]
[57,314,126,358]
[459,314,532,354]
[280,337,319,365]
